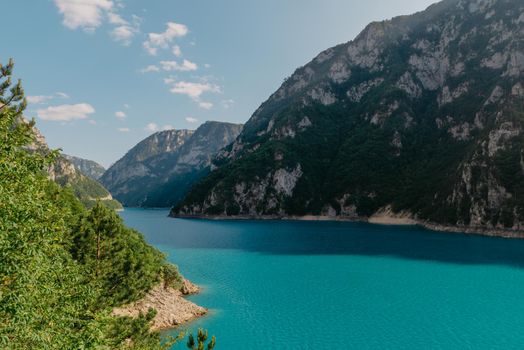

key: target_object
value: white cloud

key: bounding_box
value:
[88,119,97,125]
[167,81,221,99]
[198,101,213,110]
[107,12,126,25]
[222,99,235,109]
[145,123,173,132]
[143,22,188,56]
[159,59,197,72]
[204,63,211,68]
[146,123,158,132]
[124,103,130,109]
[53,0,113,31]
[54,0,139,44]
[27,95,54,104]
[163,77,176,84]
[118,127,130,132]
[109,13,141,45]
[185,117,198,123]
[37,103,95,122]
[56,92,70,99]
[140,65,160,73]
[27,92,71,105]
[111,25,136,45]
[115,111,126,119]
[143,42,158,56]
[172,45,182,57]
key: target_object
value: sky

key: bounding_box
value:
[4,0,436,167]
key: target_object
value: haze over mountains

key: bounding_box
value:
[62,154,106,180]
[100,121,242,207]
[170,0,524,233]
[29,125,122,210]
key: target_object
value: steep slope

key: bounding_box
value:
[48,157,122,210]
[101,121,242,207]
[173,0,524,233]
[100,129,194,206]
[141,121,243,207]
[29,125,122,210]
[63,154,106,180]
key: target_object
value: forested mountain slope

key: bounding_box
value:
[28,126,122,210]
[63,153,106,180]
[173,0,524,233]
[101,121,242,207]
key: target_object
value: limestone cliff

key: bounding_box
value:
[29,125,122,209]
[173,0,524,233]
[101,122,242,207]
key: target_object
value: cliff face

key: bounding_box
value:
[100,122,242,207]
[173,0,524,232]
[99,129,193,206]
[62,154,105,180]
[29,126,122,209]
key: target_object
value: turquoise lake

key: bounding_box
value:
[120,208,524,349]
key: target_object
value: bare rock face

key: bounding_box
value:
[100,122,242,207]
[100,129,194,199]
[112,282,207,331]
[27,122,121,209]
[62,154,106,180]
[173,0,524,232]
[181,279,200,295]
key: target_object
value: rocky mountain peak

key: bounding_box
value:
[172,0,524,233]
[101,121,242,207]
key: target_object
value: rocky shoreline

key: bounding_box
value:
[112,279,207,331]
[170,213,524,239]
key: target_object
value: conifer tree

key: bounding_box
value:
[187,329,216,350]
[0,58,197,349]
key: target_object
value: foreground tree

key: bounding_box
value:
[0,59,204,349]
[187,329,216,350]
[0,59,101,348]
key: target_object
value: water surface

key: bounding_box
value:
[120,208,524,349]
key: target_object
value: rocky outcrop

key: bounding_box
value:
[100,129,194,199]
[101,122,242,207]
[112,280,206,331]
[28,124,122,209]
[62,154,106,180]
[172,0,524,234]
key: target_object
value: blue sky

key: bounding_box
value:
[5,0,436,167]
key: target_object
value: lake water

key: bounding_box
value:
[120,208,524,349]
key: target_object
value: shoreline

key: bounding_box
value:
[112,279,207,332]
[170,213,524,239]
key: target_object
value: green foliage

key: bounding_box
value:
[174,2,524,229]
[187,329,216,350]
[0,59,194,349]
[69,202,166,306]
[162,263,184,290]
[0,59,100,349]
[56,167,123,210]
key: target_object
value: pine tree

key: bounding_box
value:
[0,58,101,348]
[187,329,216,350]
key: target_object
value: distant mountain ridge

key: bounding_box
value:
[101,121,243,207]
[63,154,106,180]
[29,124,122,210]
[172,0,524,234]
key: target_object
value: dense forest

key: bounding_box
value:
[0,60,213,349]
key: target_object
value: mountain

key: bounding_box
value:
[62,154,106,180]
[172,0,524,233]
[29,125,122,210]
[101,121,242,207]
